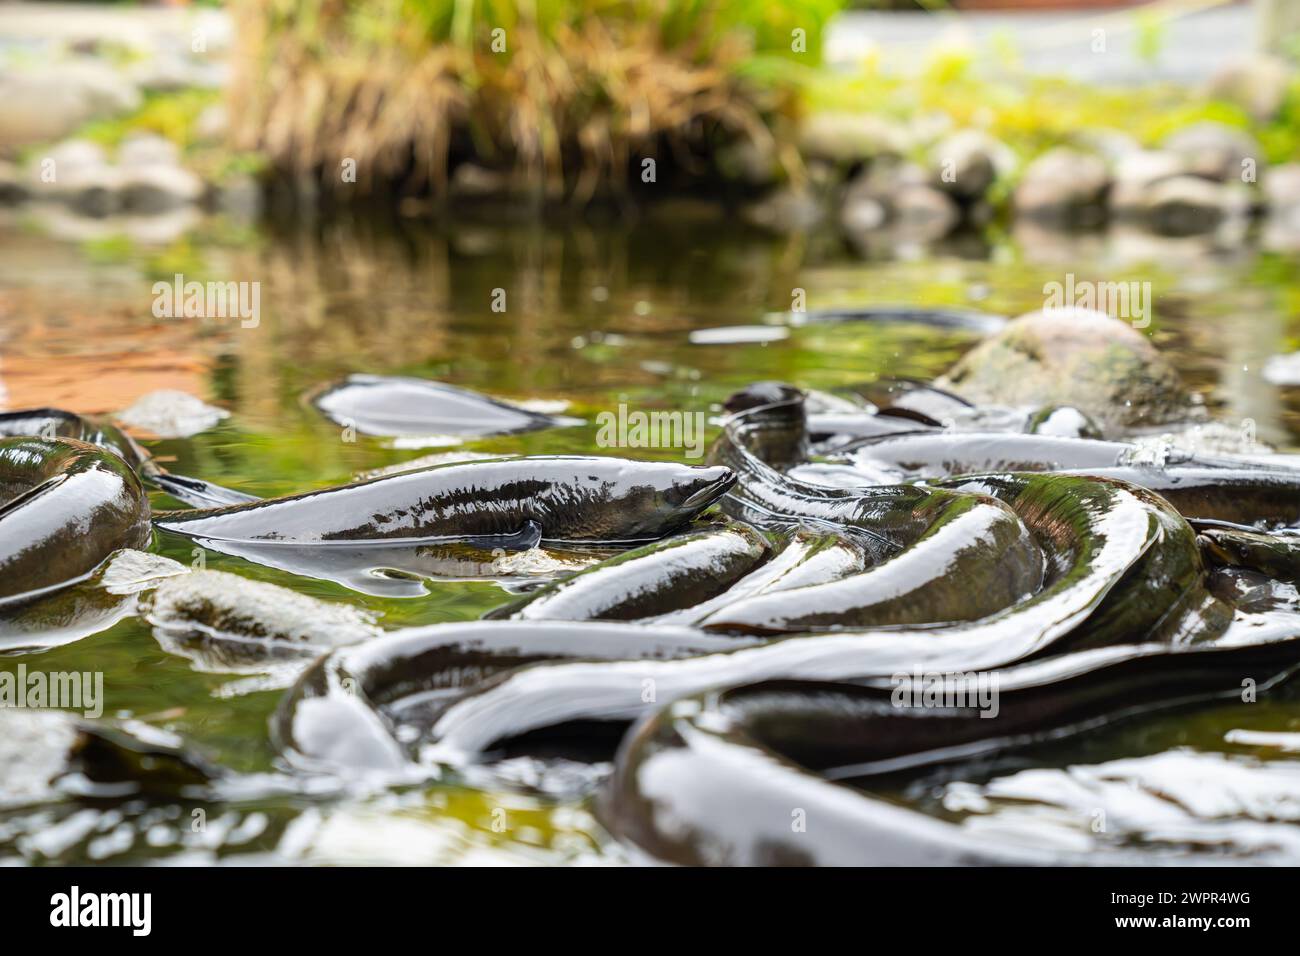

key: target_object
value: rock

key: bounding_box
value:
[25,141,120,213]
[0,709,213,807]
[27,139,108,186]
[741,185,824,233]
[117,390,229,439]
[195,104,228,144]
[1264,352,1300,386]
[127,53,226,95]
[1262,164,1300,251]
[937,307,1191,432]
[840,192,888,233]
[1162,122,1262,183]
[891,184,961,238]
[1207,55,1293,122]
[122,208,204,246]
[798,113,909,167]
[120,164,204,213]
[0,60,141,151]
[1108,150,1186,213]
[930,131,1011,200]
[1012,148,1110,226]
[118,133,180,169]
[216,173,262,223]
[840,160,921,232]
[1027,406,1103,440]
[55,165,124,217]
[717,134,781,188]
[449,162,514,200]
[1141,175,1233,236]
[1077,128,1142,162]
[840,161,960,248]
[1264,163,1300,208]
[142,571,382,647]
[0,162,28,205]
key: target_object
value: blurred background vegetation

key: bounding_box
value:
[226,0,844,200]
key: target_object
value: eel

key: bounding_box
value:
[0,408,148,470]
[652,527,867,626]
[600,621,1300,865]
[332,465,1221,769]
[1061,466,1300,526]
[0,549,186,653]
[698,492,1044,633]
[309,374,578,438]
[1198,527,1300,581]
[0,437,152,601]
[155,456,734,545]
[271,621,763,774]
[0,405,256,509]
[487,522,770,622]
[834,431,1292,483]
[152,456,735,596]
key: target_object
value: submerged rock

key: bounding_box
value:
[0,710,213,808]
[117,389,229,439]
[937,307,1192,432]
[141,571,383,647]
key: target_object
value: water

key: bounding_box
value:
[3,205,1300,863]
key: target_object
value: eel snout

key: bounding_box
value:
[669,465,736,510]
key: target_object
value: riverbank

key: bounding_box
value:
[0,2,1298,252]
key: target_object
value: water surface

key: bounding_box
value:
[3,207,1300,863]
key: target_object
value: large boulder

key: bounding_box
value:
[1012,148,1110,226]
[936,307,1191,432]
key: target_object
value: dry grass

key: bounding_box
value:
[228,0,832,201]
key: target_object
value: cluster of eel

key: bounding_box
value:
[8,358,1300,864]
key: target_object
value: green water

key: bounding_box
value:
[4,210,1300,863]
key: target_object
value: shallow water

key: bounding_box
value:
[4,205,1300,864]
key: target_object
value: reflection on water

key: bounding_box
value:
[3,206,1300,863]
